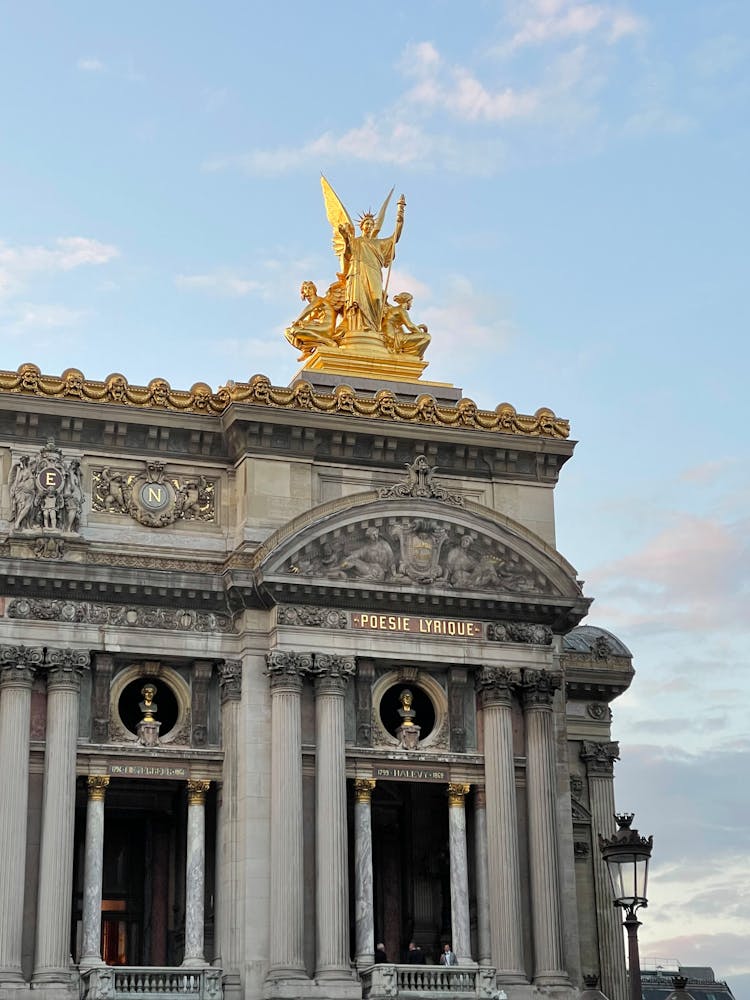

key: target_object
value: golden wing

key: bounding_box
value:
[321,176,354,265]
[372,187,394,237]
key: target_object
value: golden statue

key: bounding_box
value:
[281,178,449,386]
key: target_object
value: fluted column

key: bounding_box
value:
[313,654,355,980]
[0,645,43,985]
[265,651,310,981]
[183,779,210,966]
[33,648,89,987]
[522,669,567,985]
[581,741,627,1000]
[354,779,376,967]
[475,668,526,982]
[447,783,472,963]
[473,786,491,966]
[216,660,242,985]
[80,776,110,967]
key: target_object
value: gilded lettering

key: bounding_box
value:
[147,486,163,503]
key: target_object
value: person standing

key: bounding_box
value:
[439,943,457,966]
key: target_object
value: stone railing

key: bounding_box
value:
[80,965,222,999]
[361,964,500,999]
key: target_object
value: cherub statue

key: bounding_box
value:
[284,281,340,359]
[381,292,431,358]
[321,176,405,336]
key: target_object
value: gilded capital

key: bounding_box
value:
[187,779,211,805]
[218,659,242,703]
[475,667,519,708]
[520,668,561,710]
[447,783,471,806]
[87,775,110,801]
[354,778,376,803]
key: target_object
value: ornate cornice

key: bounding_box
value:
[487,622,553,645]
[580,740,620,776]
[0,365,570,439]
[475,667,520,708]
[276,605,348,629]
[218,659,242,704]
[520,668,562,709]
[7,597,235,633]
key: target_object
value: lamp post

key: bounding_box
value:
[598,813,653,1000]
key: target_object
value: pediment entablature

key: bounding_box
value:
[254,490,590,630]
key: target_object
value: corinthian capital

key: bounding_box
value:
[218,659,242,703]
[0,644,44,686]
[45,647,90,689]
[475,667,520,708]
[265,650,312,690]
[312,653,356,694]
[580,740,620,776]
[520,668,561,709]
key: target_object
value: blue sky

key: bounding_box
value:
[1,1,748,993]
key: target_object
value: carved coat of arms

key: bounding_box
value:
[391,519,449,584]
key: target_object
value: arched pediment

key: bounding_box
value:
[253,477,590,630]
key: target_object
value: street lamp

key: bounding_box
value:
[599,813,653,1000]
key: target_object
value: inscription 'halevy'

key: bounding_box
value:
[374,765,448,782]
[351,612,483,639]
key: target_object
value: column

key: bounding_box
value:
[33,648,89,988]
[312,653,355,981]
[183,779,210,967]
[216,660,242,989]
[447,783,472,963]
[475,668,526,982]
[0,645,43,985]
[353,779,376,968]
[265,651,310,981]
[473,786,491,966]
[521,669,567,986]
[80,776,110,967]
[581,741,628,1000]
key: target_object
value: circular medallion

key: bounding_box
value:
[36,466,64,492]
[139,481,172,511]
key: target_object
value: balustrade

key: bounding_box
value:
[80,965,222,999]
[361,963,498,999]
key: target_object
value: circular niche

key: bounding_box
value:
[380,683,436,740]
[118,677,179,738]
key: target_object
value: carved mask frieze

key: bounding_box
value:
[9,439,83,535]
[287,515,554,595]
[92,463,216,527]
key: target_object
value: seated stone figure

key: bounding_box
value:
[381,292,431,358]
[284,281,340,359]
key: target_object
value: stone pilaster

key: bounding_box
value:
[0,645,42,985]
[521,669,568,986]
[90,652,114,745]
[312,654,356,982]
[353,779,376,968]
[447,783,472,963]
[80,776,110,967]
[183,779,210,967]
[216,660,242,991]
[191,660,213,747]
[475,668,526,982]
[473,786,491,967]
[265,651,311,983]
[32,648,89,988]
[581,740,627,1000]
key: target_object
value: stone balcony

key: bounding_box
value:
[79,965,222,999]
[361,964,501,999]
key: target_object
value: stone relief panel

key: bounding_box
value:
[7,598,235,633]
[287,516,555,595]
[8,439,83,534]
[91,461,216,527]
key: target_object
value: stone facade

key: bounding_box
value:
[0,366,633,1000]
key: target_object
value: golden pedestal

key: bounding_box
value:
[299,344,429,383]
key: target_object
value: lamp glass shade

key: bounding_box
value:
[604,849,649,908]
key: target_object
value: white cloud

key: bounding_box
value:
[76,57,105,72]
[0,236,119,296]
[175,272,263,298]
[502,0,644,51]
